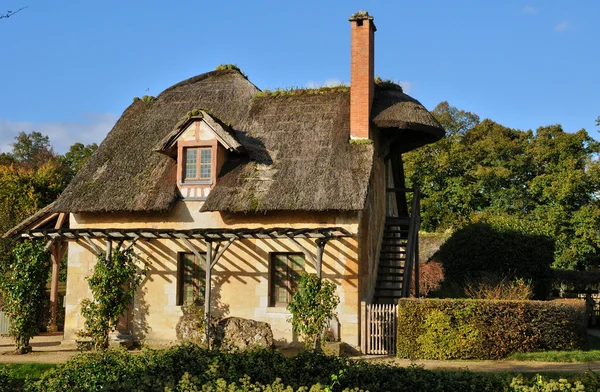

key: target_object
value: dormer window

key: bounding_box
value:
[154,110,245,201]
[183,147,213,183]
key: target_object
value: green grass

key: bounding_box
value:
[507,334,600,362]
[0,363,56,381]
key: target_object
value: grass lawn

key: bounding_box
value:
[507,334,600,362]
[0,363,56,382]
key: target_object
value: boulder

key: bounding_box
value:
[213,317,274,350]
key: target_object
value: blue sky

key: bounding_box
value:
[0,1,598,153]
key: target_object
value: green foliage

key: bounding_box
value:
[214,64,248,78]
[286,274,340,349]
[404,102,600,270]
[79,249,144,350]
[0,241,51,352]
[397,298,588,360]
[348,139,373,145]
[28,345,510,392]
[437,223,554,298]
[141,95,157,103]
[58,142,97,186]
[187,109,204,118]
[464,277,534,300]
[10,131,55,171]
[374,76,403,92]
[254,85,349,98]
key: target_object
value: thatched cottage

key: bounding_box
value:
[5,11,443,350]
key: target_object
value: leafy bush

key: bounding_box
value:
[412,261,444,297]
[437,223,554,299]
[28,345,510,392]
[552,269,600,294]
[397,298,588,360]
[287,274,339,349]
[0,241,51,352]
[464,277,533,300]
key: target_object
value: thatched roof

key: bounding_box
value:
[48,69,443,214]
[52,70,259,213]
[201,92,373,212]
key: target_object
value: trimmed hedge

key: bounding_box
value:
[437,223,554,299]
[397,298,588,360]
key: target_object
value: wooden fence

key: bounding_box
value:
[361,302,397,355]
[0,312,10,335]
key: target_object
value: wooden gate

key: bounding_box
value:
[362,303,397,355]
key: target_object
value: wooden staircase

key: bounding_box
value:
[374,217,410,303]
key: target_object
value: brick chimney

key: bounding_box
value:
[349,10,376,140]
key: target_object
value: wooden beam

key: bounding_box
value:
[211,237,236,269]
[180,238,204,264]
[54,213,67,230]
[123,235,140,252]
[81,235,101,256]
[315,239,329,280]
[30,213,59,231]
[286,235,316,267]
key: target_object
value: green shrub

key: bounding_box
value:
[397,298,588,360]
[438,223,554,299]
[287,274,339,349]
[0,241,51,352]
[28,345,509,392]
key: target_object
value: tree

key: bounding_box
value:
[11,131,56,171]
[0,6,27,20]
[58,142,97,185]
[404,102,600,270]
[0,241,51,353]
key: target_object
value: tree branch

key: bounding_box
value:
[0,6,27,20]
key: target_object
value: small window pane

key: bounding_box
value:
[200,149,211,163]
[185,149,197,179]
[270,253,304,306]
[200,164,211,179]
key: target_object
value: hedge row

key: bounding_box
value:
[25,345,508,392]
[397,298,588,360]
[5,345,600,391]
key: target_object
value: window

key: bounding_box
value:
[177,253,206,306]
[270,253,305,306]
[183,147,212,182]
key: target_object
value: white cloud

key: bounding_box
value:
[522,5,539,14]
[398,81,413,94]
[554,20,572,32]
[0,113,117,154]
[306,79,346,88]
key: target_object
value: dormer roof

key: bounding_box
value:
[155,111,244,158]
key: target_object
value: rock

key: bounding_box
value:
[213,317,274,350]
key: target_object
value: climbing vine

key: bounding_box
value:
[79,248,144,350]
[287,273,339,349]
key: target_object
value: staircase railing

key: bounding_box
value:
[386,186,420,298]
[401,186,420,298]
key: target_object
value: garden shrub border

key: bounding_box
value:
[397,298,588,360]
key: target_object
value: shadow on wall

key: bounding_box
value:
[435,223,555,300]
[132,285,150,341]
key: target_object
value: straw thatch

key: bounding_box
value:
[52,70,259,213]
[49,69,443,214]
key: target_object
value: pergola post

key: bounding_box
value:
[48,241,67,332]
[315,239,329,280]
[204,241,213,347]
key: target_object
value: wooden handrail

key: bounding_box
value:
[401,186,420,298]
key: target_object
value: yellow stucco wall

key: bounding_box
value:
[64,202,363,347]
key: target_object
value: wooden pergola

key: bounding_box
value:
[14,223,353,343]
